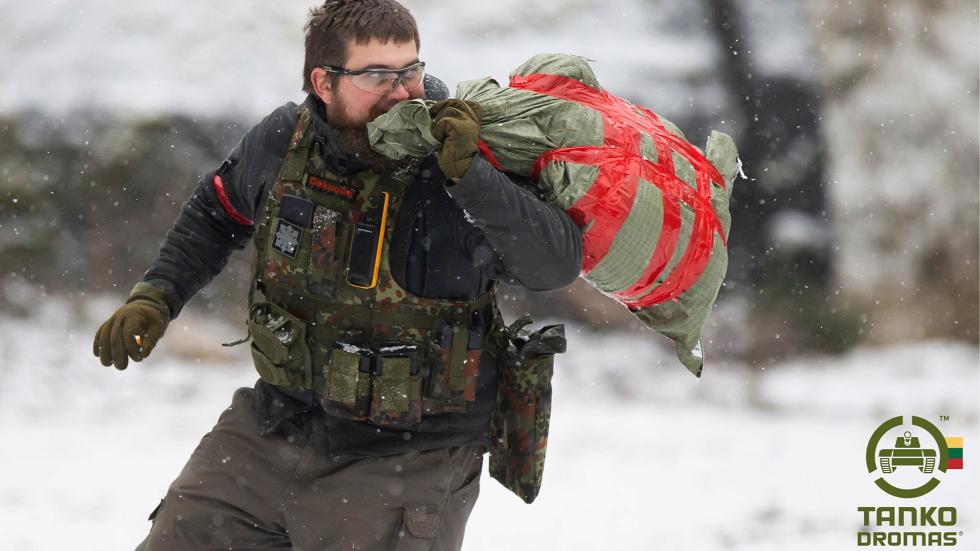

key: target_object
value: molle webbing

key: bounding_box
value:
[247,104,505,424]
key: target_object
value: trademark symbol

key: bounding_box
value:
[940,415,950,421]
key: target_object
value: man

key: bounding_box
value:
[93,1,582,549]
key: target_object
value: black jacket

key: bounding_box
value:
[143,77,582,459]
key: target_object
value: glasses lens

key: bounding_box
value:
[351,64,425,94]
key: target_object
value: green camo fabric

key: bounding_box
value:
[369,54,739,377]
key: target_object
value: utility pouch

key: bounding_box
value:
[322,341,373,420]
[263,195,314,291]
[247,302,313,390]
[369,344,423,428]
[488,314,566,504]
[423,312,484,414]
[308,206,344,295]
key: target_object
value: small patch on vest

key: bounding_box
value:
[273,219,302,258]
[306,176,356,200]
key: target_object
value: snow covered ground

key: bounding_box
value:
[0,292,976,550]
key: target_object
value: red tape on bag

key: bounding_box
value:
[507,73,727,308]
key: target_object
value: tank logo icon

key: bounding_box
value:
[866,416,961,499]
[879,431,937,475]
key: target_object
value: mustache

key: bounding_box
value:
[370,101,400,120]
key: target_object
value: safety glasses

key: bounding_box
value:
[323,61,426,95]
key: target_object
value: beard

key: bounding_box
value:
[327,95,403,172]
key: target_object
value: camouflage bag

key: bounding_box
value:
[489,314,567,503]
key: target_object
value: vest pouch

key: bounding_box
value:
[322,342,373,420]
[262,196,314,292]
[422,315,484,415]
[308,206,345,295]
[247,302,312,390]
[489,321,566,504]
[369,344,422,429]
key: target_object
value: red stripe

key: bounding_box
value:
[948,458,963,469]
[477,139,503,171]
[613,190,682,300]
[535,145,638,273]
[212,174,254,226]
[510,72,729,305]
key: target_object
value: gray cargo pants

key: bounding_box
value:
[136,387,483,551]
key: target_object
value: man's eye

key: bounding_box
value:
[366,72,388,82]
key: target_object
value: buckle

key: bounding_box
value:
[333,341,373,373]
[373,343,420,376]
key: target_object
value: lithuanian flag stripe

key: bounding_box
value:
[946,436,963,470]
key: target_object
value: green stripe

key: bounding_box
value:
[949,448,963,459]
[588,179,662,293]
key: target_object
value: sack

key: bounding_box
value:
[488,314,566,503]
[368,54,741,377]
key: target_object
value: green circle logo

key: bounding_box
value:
[866,416,950,498]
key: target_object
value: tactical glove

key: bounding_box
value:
[430,99,482,180]
[93,282,170,370]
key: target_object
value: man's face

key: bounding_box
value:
[315,39,424,129]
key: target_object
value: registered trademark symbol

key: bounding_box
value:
[940,415,950,421]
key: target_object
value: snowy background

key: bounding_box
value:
[1,0,978,549]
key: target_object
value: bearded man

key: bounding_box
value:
[94,1,581,549]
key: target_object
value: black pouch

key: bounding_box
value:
[247,302,312,390]
[488,314,566,504]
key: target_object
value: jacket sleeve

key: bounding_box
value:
[446,155,583,291]
[142,103,297,318]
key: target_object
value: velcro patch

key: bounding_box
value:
[307,176,356,200]
[272,219,303,258]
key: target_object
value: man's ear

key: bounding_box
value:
[310,67,333,105]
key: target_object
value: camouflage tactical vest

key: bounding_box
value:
[246,105,505,429]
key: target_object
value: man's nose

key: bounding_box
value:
[386,79,412,100]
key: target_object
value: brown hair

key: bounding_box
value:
[302,0,420,94]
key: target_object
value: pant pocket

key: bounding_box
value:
[393,503,441,551]
[393,470,481,551]
[247,302,312,389]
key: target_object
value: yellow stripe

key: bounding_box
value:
[368,191,390,289]
[946,436,963,449]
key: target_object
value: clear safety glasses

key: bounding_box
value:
[323,61,426,95]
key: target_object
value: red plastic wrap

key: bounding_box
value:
[509,73,727,308]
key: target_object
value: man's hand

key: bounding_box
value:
[430,99,482,180]
[93,282,170,370]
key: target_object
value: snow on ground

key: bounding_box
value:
[0,292,977,550]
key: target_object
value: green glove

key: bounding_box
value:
[93,282,171,370]
[429,99,482,180]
